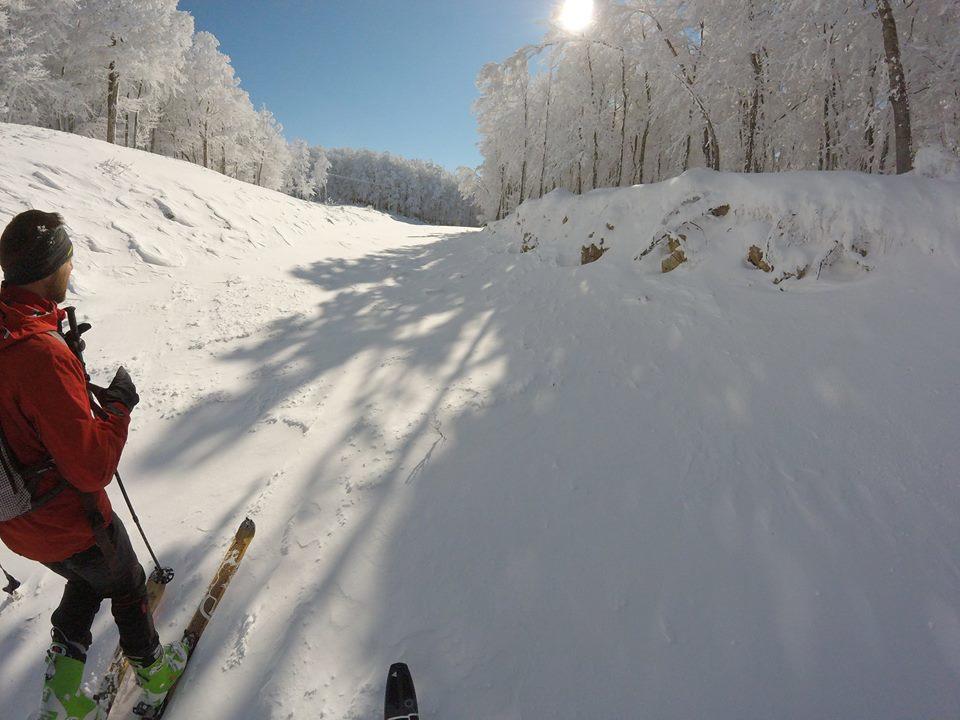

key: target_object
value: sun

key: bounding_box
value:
[558,0,595,33]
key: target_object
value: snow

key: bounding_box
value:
[915,145,960,182]
[1,123,959,719]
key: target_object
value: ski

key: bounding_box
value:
[109,517,256,719]
[385,662,419,720]
[94,569,169,716]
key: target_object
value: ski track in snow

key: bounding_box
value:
[1,124,959,719]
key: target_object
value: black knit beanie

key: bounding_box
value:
[0,210,74,286]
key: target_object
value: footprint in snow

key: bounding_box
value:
[222,612,257,671]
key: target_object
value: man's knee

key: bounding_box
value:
[105,517,149,598]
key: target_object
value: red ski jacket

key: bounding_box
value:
[0,285,130,563]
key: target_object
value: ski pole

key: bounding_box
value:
[64,307,175,585]
[0,559,20,595]
[112,468,174,584]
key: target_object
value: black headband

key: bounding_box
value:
[2,225,74,286]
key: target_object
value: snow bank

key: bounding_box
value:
[489,168,960,282]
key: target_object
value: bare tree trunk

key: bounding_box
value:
[130,81,143,149]
[593,128,600,189]
[637,122,650,183]
[700,106,719,170]
[876,0,913,173]
[519,80,528,204]
[617,49,628,187]
[829,52,843,169]
[818,24,835,171]
[587,45,599,191]
[577,101,585,194]
[861,59,880,172]
[106,61,120,145]
[954,88,960,154]
[496,165,506,220]
[673,57,718,170]
[123,91,130,147]
[635,71,652,184]
[702,126,715,169]
[744,52,763,172]
[822,92,833,170]
[538,66,553,199]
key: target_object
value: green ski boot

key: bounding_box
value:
[39,642,102,720]
[132,641,189,713]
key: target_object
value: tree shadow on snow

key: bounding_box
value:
[134,229,557,717]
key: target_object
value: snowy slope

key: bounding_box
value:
[1,123,959,719]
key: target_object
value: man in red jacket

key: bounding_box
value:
[0,210,186,720]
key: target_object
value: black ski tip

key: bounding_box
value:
[2,575,20,595]
[385,662,419,720]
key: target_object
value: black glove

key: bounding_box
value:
[64,322,91,356]
[90,366,140,413]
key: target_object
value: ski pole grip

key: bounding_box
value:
[64,306,86,366]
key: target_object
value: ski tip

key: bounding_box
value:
[385,662,418,720]
[239,517,256,537]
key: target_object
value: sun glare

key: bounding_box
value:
[558,0,595,33]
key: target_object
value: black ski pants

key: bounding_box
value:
[42,513,159,665]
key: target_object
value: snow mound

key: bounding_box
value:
[489,168,960,283]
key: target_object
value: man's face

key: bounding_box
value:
[49,258,73,304]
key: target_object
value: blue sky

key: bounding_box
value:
[178,0,556,171]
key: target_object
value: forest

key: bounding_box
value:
[471,0,958,220]
[0,0,479,226]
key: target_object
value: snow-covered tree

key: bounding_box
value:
[310,145,331,200]
[472,0,960,222]
[153,31,246,167]
[0,0,48,121]
[248,106,290,190]
[0,0,76,125]
[323,148,480,226]
[283,139,316,199]
[52,0,189,143]
[0,2,301,195]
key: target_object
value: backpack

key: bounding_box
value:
[0,422,61,522]
[0,324,75,522]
